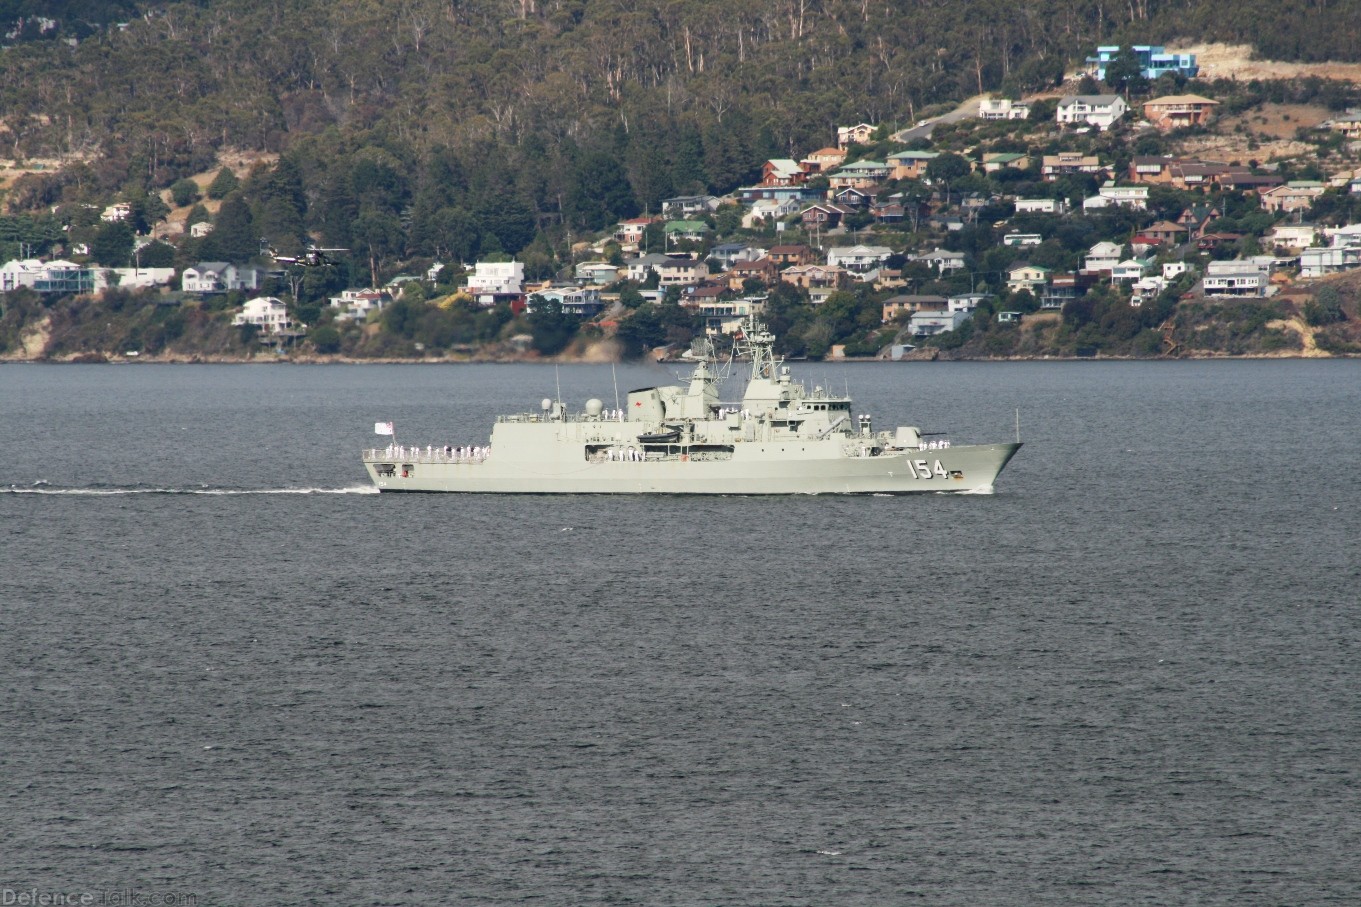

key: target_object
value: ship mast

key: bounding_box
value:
[737,317,780,382]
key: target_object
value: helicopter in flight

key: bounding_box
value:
[261,239,348,268]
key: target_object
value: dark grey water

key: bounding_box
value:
[2,360,1359,905]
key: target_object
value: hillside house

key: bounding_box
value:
[466,260,525,305]
[781,264,851,291]
[888,150,938,181]
[530,287,604,316]
[1007,264,1051,293]
[626,253,678,283]
[1056,95,1128,131]
[766,244,818,267]
[801,203,854,229]
[1083,184,1149,211]
[575,261,622,284]
[1143,95,1219,131]
[661,196,719,218]
[613,217,655,249]
[882,294,946,322]
[329,288,389,322]
[726,257,779,290]
[654,257,708,288]
[1260,182,1326,213]
[1014,198,1066,215]
[1321,111,1361,139]
[909,308,970,337]
[801,147,847,173]
[837,123,876,147]
[828,161,889,190]
[0,258,97,294]
[978,98,1030,120]
[761,159,805,186]
[1142,221,1189,245]
[1087,45,1198,81]
[1084,242,1124,273]
[908,248,966,274]
[826,244,893,275]
[981,152,1028,173]
[181,262,265,294]
[1202,261,1268,297]
[1042,153,1105,181]
[663,220,711,243]
[743,198,800,228]
[708,243,762,270]
[232,297,295,334]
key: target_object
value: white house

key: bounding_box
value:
[0,258,97,294]
[101,202,132,223]
[574,261,622,284]
[1056,94,1128,130]
[232,296,296,333]
[1014,198,1066,215]
[826,244,893,274]
[189,222,214,238]
[743,198,800,228]
[93,267,176,291]
[1083,184,1149,211]
[1111,259,1151,282]
[1300,246,1361,278]
[465,260,525,304]
[530,287,604,316]
[329,288,389,322]
[1084,242,1124,273]
[978,98,1031,120]
[1162,261,1191,280]
[908,248,966,274]
[181,262,266,294]
[1203,260,1269,297]
[909,308,970,336]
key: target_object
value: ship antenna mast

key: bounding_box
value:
[612,362,621,414]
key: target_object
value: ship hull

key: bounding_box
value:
[363,442,1021,495]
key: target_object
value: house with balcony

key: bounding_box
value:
[766,244,819,267]
[888,150,939,181]
[837,123,876,147]
[1143,95,1219,131]
[697,296,765,334]
[1056,95,1128,131]
[1014,198,1066,215]
[1087,45,1198,81]
[0,258,97,294]
[1300,245,1361,278]
[800,203,854,230]
[978,98,1030,120]
[1041,152,1106,181]
[466,260,525,306]
[1084,241,1124,274]
[743,198,800,228]
[780,263,851,291]
[1082,184,1149,211]
[613,217,656,250]
[232,296,296,334]
[654,257,708,288]
[726,257,779,290]
[828,161,890,190]
[1202,265,1268,297]
[575,261,622,284]
[881,294,947,322]
[1007,263,1052,293]
[908,248,966,274]
[181,262,266,294]
[529,287,605,316]
[826,244,893,275]
[801,147,847,173]
[707,243,763,270]
[909,308,970,337]
[1040,272,1087,309]
[980,152,1028,174]
[1260,182,1326,213]
[661,195,719,218]
[329,288,390,322]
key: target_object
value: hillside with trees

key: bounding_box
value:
[3,1,1361,361]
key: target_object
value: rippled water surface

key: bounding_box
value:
[3,360,1359,905]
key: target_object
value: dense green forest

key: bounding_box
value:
[4,0,1361,279]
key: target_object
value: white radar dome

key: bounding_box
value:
[584,399,604,416]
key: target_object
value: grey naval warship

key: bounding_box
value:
[361,320,1020,494]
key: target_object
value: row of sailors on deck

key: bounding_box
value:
[382,444,489,460]
[921,439,951,449]
[606,447,645,461]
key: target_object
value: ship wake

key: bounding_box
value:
[4,482,379,496]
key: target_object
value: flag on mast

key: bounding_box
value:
[374,421,394,435]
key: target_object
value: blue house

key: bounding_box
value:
[1088,45,1198,81]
